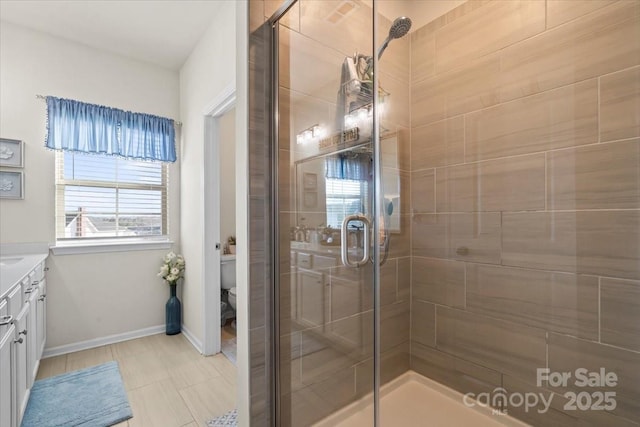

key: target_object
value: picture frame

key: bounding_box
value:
[303,191,317,208]
[303,172,317,190]
[0,138,24,168]
[0,170,24,199]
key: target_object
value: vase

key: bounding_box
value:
[166,283,181,335]
[229,244,236,254]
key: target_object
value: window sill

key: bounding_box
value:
[50,239,174,255]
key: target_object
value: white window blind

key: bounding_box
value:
[325,178,368,229]
[55,151,168,240]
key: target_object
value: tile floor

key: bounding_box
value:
[220,323,237,365]
[37,333,237,427]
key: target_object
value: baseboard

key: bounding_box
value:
[42,325,165,358]
[181,324,203,354]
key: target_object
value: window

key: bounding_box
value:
[325,178,368,228]
[55,152,168,240]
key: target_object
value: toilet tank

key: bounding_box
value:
[220,254,236,290]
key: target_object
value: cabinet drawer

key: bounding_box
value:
[296,252,312,269]
[35,261,46,282]
[5,285,22,319]
[313,254,338,270]
[0,299,8,338]
[20,277,31,304]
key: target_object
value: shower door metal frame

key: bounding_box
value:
[267,2,295,426]
[268,1,382,425]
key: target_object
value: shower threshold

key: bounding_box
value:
[314,371,530,427]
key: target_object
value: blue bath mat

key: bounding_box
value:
[21,361,132,427]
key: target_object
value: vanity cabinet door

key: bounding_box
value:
[36,280,46,360]
[297,270,327,330]
[13,303,29,426]
[0,322,16,427]
[26,286,39,388]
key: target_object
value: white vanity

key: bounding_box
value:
[0,245,48,427]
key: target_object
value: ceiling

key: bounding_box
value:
[0,0,466,70]
[0,0,224,70]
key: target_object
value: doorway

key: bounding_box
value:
[202,85,236,358]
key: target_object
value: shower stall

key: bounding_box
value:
[247,0,640,425]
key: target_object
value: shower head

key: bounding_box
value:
[377,16,412,60]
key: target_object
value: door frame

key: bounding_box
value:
[202,82,236,356]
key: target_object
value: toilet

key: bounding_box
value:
[220,254,236,324]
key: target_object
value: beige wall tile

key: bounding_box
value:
[249,0,265,33]
[379,72,410,129]
[299,0,372,58]
[397,257,410,301]
[600,66,640,142]
[412,256,465,308]
[436,307,546,382]
[503,211,640,279]
[282,386,332,427]
[410,24,436,83]
[279,26,345,103]
[547,0,616,29]
[410,169,435,213]
[411,342,502,399]
[307,365,357,414]
[500,1,640,103]
[395,127,411,172]
[466,264,599,340]
[355,342,410,396]
[547,139,640,210]
[411,300,436,347]
[330,274,367,322]
[434,0,545,74]
[381,301,410,353]
[387,214,411,259]
[601,277,640,352]
[436,154,546,212]
[412,54,501,127]
[411,116,465,170]
[412,213,502,264]
[326,311,372,357]
[300,328,354,385]
[465,80,598,162]
[548,333,640,422]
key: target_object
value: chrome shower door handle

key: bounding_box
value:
[341,214,371,268]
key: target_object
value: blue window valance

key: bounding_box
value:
[45,96,176,163]
[325,153,371,181]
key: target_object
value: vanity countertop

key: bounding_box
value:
[290,241,342,256]
[0,251,48,300]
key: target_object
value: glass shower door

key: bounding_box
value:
[274,1,379,425]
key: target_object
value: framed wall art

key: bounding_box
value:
[0,170,24,199]
[303,172,317,190]
[0,138,24,168]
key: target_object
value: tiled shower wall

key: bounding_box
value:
[275,1,412,425]
[408,1,640,426]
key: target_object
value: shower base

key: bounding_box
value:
[314,371,529,427]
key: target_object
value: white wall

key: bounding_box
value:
[0,22,181,349]
[220,107,236,245]
[179,1,237,343]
